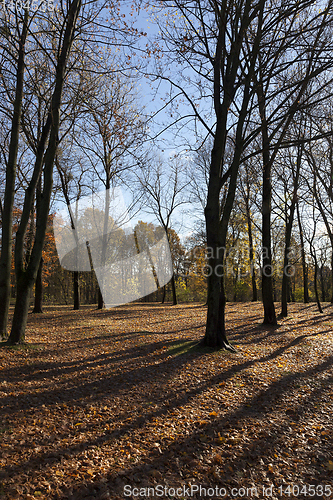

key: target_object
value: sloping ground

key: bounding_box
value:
[0,302,332,500]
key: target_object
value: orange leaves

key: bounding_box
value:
[327,460,333,471]
[0,302,332,498]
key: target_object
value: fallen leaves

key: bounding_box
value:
[0,302,332,499]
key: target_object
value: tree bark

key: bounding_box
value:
[296,202,309,303]
[7,0,82,344]
[246,203,257,301]
[170,274,177,305]
[0,11,29,339]
[204,0,263,348]
[97,287,104,309]
[281,144,302,317]
[313,259,323,314]
[320,267,326,302]
[32,257,43,313]
[311,174,333,305]
[73,271,80,310]
[161,285,166,304]
[257,76,277,325]
[204,113,248,350]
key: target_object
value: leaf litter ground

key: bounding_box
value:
[0,302,332,500]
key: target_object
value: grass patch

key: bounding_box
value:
[167,339,237,356]
[167,339,210,356]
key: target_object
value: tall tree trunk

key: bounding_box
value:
[56,157,81,310]
[312,181,333,305]
[331,255,333,304]
[281,144,302,317]
[296,202,309,303]
[7,0,82,344]
[320,267,326,302]
[161,285,166,304]
[32,174,43,314]
[287,280,291,303]
[32,257,43,313]
[309,203,323,315]
[170,274,177,305]
[204,120,246,350]
[96,181,111,310]
[257,78,277,325]
[73,271,80,310]
[313,259,323,314]
[246,203,257,301]
[0,11,28,339]
[203,0,262,348]
[97,287,104,309]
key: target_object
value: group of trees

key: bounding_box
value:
[0,0,147,343]
[2,0,333,349]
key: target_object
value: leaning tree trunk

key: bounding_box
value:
[32,257,43,313]
[296,201,309,303]
[0,11,28,339]
[312,187,333,305]
[32,176,43,314]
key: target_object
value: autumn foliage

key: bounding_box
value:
[0,302,332,499]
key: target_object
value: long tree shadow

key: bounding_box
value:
[56,355,332,499]
[1,326,331,499]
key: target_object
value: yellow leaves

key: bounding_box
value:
[198,420,208,427]
[213,453,223,465]
[228,436,242,444]
[209,411,218,417]
[327,460,333,471]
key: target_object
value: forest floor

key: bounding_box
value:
[0,302,332,500]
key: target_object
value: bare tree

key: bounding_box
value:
[0,7,29,338]
[137,154,189,305]
[7,0,82,344]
